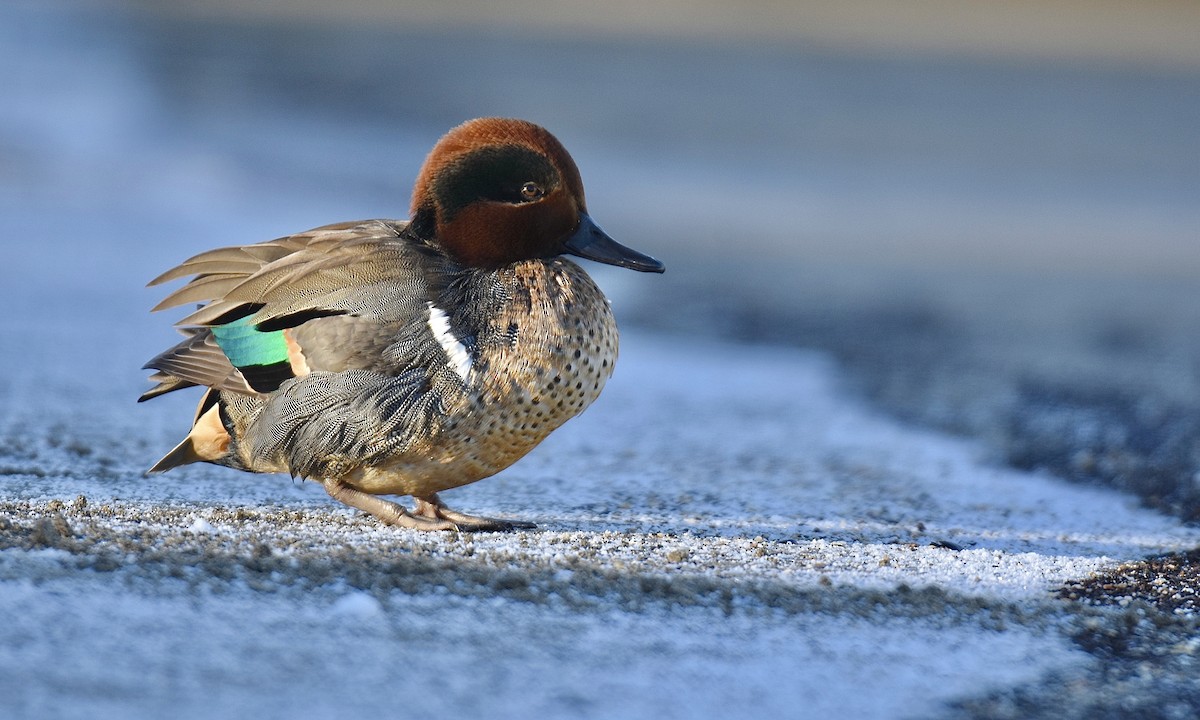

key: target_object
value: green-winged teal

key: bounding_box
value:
[142,118,664,531]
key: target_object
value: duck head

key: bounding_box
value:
[410,118,665,274]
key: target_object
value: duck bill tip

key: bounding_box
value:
[562,215,665,274]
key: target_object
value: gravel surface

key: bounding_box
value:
[5,2,1200,716]
[3,331,1200,718]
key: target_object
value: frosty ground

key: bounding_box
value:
[2,329,1198,719]
[5,2,1200,717]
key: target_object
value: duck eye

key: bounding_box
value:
[520,182,544,201]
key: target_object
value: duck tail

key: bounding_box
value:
[146,390,231,474]
[147,436,207,474]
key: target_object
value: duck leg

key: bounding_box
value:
[322,478,457,531]
[413,493,537,532]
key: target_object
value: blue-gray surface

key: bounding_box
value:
[3,2,1200,718]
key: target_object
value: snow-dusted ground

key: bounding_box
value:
[3,328,1199,719]
[4,3,1200,718]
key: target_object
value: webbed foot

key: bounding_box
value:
[414,493,537,532]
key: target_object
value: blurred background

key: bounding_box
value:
[3,1,1199,516]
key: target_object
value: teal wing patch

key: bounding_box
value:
[211,317,294,392]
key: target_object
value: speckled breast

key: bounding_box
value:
[355,258,618,496]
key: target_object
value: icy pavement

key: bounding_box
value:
[2,330,1198,719]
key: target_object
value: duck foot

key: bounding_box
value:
[322,478,457,531]
[414,493,537,532]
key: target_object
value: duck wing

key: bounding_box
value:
[142,220,454,399]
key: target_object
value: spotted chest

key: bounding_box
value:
[353,258,618,496]
[469,258,619,448]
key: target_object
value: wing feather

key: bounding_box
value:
[140,328,255,400]
[142,219,449,401]
[152,273,250,312]
[152,220,432,327]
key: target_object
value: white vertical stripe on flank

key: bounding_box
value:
[427,302,473,382]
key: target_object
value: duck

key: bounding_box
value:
[141,117,664,531]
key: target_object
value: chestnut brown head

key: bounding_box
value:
[410,118,664,273]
